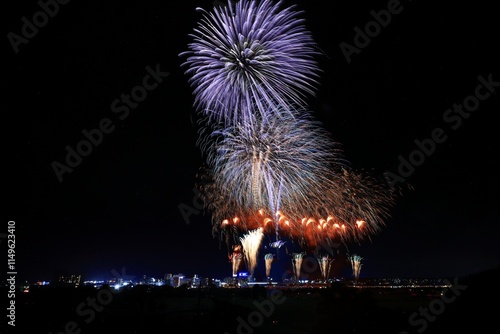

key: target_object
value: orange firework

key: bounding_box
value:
[197,164,396,252]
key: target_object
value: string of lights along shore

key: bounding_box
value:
[179,0,397,279]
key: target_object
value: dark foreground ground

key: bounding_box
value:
[4,267,499,334]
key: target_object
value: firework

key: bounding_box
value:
[349,254,363,284]
[291,252,305,280]
[195,106,395,249]
[180,0,320,125]
[202,108,346,217]
[230,245,243,277]
[196,157,395,250]
[264,253,274,278]
[182,0,397,259]
[329,168,396,240]
[231,253,243,277]
[269,240,286,249]
[240,228,264,276]
[317,255,333,282]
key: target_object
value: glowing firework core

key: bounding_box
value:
[240,228,264,276]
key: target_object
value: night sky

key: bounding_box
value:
[4,0,499,284]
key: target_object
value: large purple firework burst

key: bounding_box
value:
[179,0,320,126]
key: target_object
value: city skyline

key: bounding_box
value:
[17,267,462,288]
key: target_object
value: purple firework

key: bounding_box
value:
[180,0,320,126]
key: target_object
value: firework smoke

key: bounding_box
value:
[240,228,264,276]
[180,0,320,125]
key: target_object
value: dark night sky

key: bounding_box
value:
[4,0,499,283]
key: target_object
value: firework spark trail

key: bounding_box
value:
[240,228,264,276]
[265,253,274,278]
[264,168,283,241]
[292,252,305,280]
[230,244,243,277]
[317,255,333,281]
[179,0,320,125]
[349,254,363,284]
[232,253,243,277]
